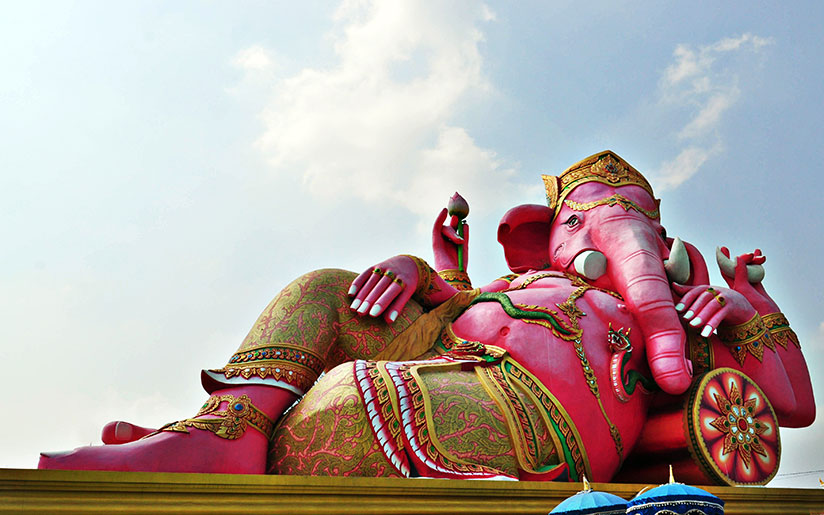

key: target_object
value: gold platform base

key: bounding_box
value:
[2,468,822,514]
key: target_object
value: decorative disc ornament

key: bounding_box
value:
[685,367,780,485]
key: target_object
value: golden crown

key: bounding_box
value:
[542,150,656,220]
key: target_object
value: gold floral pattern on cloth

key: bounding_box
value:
[381,355,574,480]
[387,360,510,479]
[505,359,591,481]
[717,313,773,366]
[761,312,800,349]
[267,363,403,477]
[418,363,522,477]
[476,364,558,474]
[210,269,426,393]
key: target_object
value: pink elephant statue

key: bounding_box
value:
[39,151,814,486]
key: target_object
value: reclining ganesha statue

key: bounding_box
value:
[39,151,815,486]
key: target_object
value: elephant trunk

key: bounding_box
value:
[596,214,693,395]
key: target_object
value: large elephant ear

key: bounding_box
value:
[497,204,552,273]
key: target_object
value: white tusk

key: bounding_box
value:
[664,237,691,284]
[573,250,607,280]
[715,247,765,283]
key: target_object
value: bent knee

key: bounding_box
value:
[293,268,357,290]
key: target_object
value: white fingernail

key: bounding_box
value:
[689,317,702,327]
[348,285,358,295]
[684,310,694,320]
[350,299,361,310]
[389,310,398,322]
[701,326,713,338]
[674,303,685,312]
[369,304,382,316]
[357,301,370,314]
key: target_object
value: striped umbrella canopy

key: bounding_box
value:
[626,481,724,515]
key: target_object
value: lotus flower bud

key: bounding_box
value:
[447,192,469,220]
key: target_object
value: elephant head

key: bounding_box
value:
[497,151,709,395]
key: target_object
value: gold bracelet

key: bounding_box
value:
[160,394,274,440]
[761,312,800,349]
[438,269,473,290]
[401,255,435,296]
[716,313,773,365]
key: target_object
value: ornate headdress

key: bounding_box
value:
[542,150,658,221]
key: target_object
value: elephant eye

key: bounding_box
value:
[564,215,580,227]
[660,227,668,240]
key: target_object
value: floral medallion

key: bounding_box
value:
[686,367,780,485]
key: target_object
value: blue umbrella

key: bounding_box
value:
[550,477,628,515]
[627,467,724,515]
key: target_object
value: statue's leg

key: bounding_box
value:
[267,362,404,477]
[39,269,425,473]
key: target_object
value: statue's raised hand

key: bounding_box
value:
[716,247,780,314]
[672,283,756,338]
[432,193,469,272]
[348,255,418,323]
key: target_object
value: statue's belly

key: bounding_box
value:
[449,287,650,479]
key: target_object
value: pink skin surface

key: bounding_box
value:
[38,385,297,473]
[548,182,694,395]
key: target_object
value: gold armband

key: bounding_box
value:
[761,312,800,349]
[717,313,774,366]
[438,268,473,291]
[160,394,274,440]
[496,273,520,285]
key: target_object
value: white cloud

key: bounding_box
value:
[234,0,520,221]
[653,33,773,190]
[677,90,739,140]
[233,45,275,71]
[654,144,719,192]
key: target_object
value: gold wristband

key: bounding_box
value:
[438,269,473,290]
[401,255,435,297]
[761,312,800,349]
[717,313,773,365]
[160,394,274,440]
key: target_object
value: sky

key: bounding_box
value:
[1,1,823,488]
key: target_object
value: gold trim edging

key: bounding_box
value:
[3,468,823,514]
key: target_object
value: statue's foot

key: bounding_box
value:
[101,421,156,444]
[38,385,297,473]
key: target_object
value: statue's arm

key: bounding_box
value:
[716,248,814,426]
[674,248,815,427]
